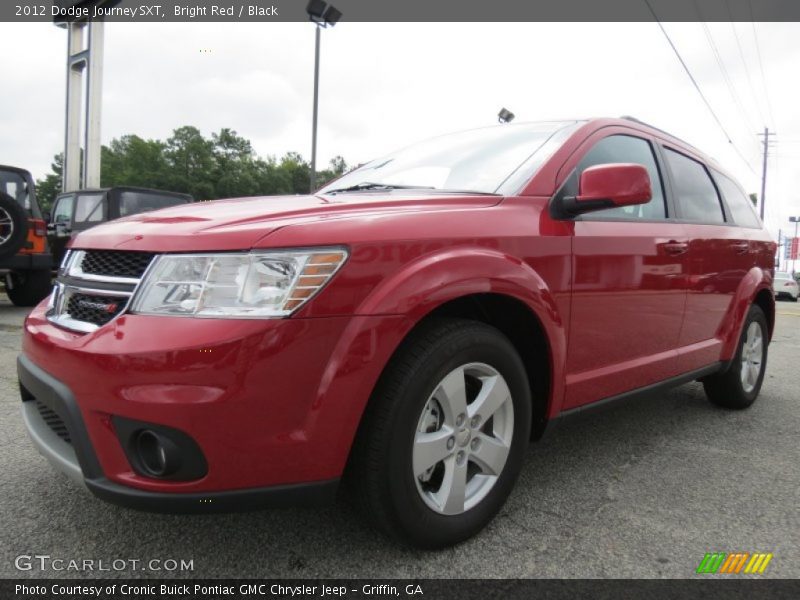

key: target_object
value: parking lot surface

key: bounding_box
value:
[1,296,798,579]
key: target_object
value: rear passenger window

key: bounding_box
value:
[714,173,761,228]
[664,149,725,224]
[578,135,666,220]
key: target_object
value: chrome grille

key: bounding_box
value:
[80,250,155,279]
[65,293,126,326]
[47,250,149,333]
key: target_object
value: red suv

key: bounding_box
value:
[19,118,776,548]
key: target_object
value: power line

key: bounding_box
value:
[696,15,756,136]
[725,3,767,127]
[643,0,759,176]
[748,0,777,128]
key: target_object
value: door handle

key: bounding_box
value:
[662,240,689,256]
[731,242,749,255]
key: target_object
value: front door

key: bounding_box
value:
[564,134,689,409]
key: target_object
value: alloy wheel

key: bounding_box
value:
[740,321,764,394]
[412,362,514,515]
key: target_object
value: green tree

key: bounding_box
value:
[101,135,169,189]
[163,126,217,199]
[34,126,350,203]
[211,128,260,199]
[34,153,64,213]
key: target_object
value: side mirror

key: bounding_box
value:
[42,211,51,223]
[563,163,652,216]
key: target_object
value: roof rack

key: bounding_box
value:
[620,115,698,148]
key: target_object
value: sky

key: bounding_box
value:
[1,21,798,242]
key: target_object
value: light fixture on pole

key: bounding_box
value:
[307,0,341,193]
[498,108,515,124]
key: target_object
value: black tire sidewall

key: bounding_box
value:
[733,305,769,404]
[382,325,532,547]
[6,270,52,307]
[0,192,29,259]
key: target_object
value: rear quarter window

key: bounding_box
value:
[118,191,189,217]
[714,172,761,229]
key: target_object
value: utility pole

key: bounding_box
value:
[59,19,105,191]
[776,228,782,271]
[306,1,342,194]
[310,24,320,193]
[757,127,773,221]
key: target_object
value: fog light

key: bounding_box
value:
[135,430,179,477]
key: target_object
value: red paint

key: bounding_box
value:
[22,118,776,496]
[577,163,652,206]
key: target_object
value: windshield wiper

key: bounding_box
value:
[324,182,435,194]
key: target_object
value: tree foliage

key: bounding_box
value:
[35,127,349,211]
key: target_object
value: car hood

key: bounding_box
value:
[71,192,501,253]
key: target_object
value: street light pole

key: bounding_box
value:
[306,0,341,194]
[790,216,800,275]
[310,24,321,192]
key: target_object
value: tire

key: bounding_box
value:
[348,318,532,548]
[6,270,53,307]
[0,192,29,259]
[703,304,768,409]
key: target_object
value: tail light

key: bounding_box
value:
[19,219,47,255]
[32,218,47,237]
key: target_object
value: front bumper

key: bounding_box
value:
[18,354,338,512]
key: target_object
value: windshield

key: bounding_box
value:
[119,191,189,217]
[319,121,580,195]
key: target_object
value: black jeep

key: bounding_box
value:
[0,165,53,306]
[49,187,193,265]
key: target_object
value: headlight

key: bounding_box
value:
[130,248,347,318]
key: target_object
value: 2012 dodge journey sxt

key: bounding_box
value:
[19,118,777,548]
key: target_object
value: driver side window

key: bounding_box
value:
[578,135,667,220]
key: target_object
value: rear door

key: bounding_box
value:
[662,147,749,372]
[563,132,689,409]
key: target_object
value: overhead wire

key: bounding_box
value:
[642,0,759,176]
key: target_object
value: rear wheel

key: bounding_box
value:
[703,304,768,409]
[348,318,532,548]
[0,192,28,259]
[6,270,52,307]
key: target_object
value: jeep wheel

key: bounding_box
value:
[0,192,28,259]
[6,270,52,307]
[349,318,532,548]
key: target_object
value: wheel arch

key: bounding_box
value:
[318,248,568,478]
[719,267,776,361]
[423,293,553,439]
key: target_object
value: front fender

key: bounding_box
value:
[309,248,569,475]
[356,247,565,326]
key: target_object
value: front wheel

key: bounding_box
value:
[348,318,532,548]
[703,304,768,409]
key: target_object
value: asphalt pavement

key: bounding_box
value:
[1,296,798,579]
